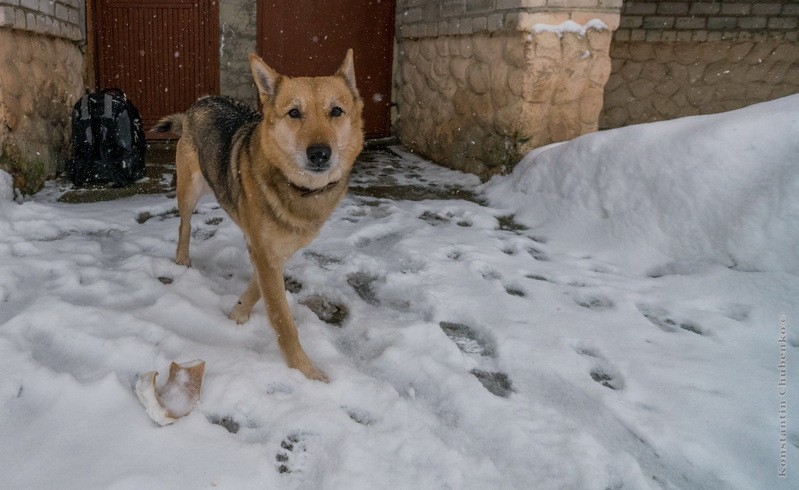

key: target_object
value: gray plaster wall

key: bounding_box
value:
[219,0,257,107]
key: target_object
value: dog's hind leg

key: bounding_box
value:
[229,274,260,324]
[175,139,205,266]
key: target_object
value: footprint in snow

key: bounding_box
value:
[504,284,527,297]
[135,208,179,224]
[501,246,517,256]
[284,275,303,294]
[303,250,343,270]
[576,346,625,391]
[344,407,375,426]
[526,245,549,261]
[301,295,349,327]
[495,215,528,233]
[439,322,513,398]
[446,249,463,261]
[204,217,224,226]
[207,414,241,434]
[589,368,624,390]
[456,218,472,227]
[346,272,380,306]
[477,259,536,289]
[354,231,402,249]
[439,321,496,358]
[479,267,502,281]
[191,227,217,240]
[574,294,614,311]
[345,200,393,222]
[524,273,553,283]
[470,369,513,398]
[636,304,706,336]
[275,432,317,474]
[418,210,450,226]
[418,209,472,227]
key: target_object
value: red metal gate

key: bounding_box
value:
[93,0,220,133]
[257,0,396,138]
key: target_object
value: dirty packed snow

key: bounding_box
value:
[1,96,798,489]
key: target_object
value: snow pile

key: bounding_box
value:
[483,94,799,275]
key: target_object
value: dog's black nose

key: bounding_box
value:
[306,144,332,170]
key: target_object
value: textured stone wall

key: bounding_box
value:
[219,0,257,107]
[397,28,613,178]
[602,1,799,127]
[395,1,621,178]
[602,37,799,127]
[0,0,84,194]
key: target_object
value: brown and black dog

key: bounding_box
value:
[153,51,364,381]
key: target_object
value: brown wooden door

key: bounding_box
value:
[257,0,395,138]
[93,0,220,134]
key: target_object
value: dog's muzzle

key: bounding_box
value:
[306,144,332,172]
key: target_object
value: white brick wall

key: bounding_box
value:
[0,0,81,41]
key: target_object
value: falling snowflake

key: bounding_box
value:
[372,93,383,103]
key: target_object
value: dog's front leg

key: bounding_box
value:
[250,249,328,382]
[229,274,260,324]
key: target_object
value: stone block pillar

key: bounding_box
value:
[395,1,621,178]
[0,0,85,194]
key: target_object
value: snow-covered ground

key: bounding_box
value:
[1,96,798,489]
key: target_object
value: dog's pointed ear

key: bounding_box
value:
[249,53,280,101]
[336,49,359,98]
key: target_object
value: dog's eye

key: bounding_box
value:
[330,107,344,118]
[287,108,302,119]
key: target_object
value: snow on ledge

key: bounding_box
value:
[532,19,608,37]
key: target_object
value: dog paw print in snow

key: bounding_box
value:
[275,432,318,474]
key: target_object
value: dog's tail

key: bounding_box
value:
[151,114,185,135]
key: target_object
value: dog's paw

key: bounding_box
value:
[174,256,191,267]
[291,359,329,383]
[303,365,329,383]
[229,302,251,324]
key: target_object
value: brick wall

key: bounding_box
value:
[0,0,83,42]
[602,1,799,128]
[616,0,799,42]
